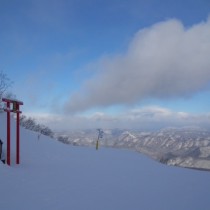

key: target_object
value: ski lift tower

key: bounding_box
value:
[96,129,104,150]
[2,98,23,166]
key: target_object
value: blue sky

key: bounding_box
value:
[1,0,210,130]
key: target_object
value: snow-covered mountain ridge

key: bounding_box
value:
[56,127,210,171]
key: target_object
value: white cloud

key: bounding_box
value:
[27,106,210,131]
[64,17,210,113]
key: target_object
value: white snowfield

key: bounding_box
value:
[1,112,210,210]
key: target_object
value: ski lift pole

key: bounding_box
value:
[96,129,103,150]
[96,138,99,150]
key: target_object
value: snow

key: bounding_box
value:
[1,112,210,210]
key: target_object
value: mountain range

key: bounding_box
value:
[55,127,210,171]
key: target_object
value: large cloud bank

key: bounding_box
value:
[32,106,210,131]
[64,18,210,113]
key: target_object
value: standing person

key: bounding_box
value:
[0,139,5,164]
[0,139,3,159]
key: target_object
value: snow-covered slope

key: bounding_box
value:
[1,113,210,210]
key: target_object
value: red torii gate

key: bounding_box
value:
[2,98,23,166]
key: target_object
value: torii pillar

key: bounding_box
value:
[2,98,23,166]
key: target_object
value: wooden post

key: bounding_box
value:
[16,104,20,164]
[6,102,11,166]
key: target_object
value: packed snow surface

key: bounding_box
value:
[1,113,210,210]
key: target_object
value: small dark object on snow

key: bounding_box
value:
[0,139,5,163]
[0,139,3,160]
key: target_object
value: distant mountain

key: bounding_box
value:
[55,127,210,171]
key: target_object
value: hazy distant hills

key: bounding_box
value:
[55,127,210,171]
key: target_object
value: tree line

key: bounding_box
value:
[19,115,54,138]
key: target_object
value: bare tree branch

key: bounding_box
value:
[0,71,13,98]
